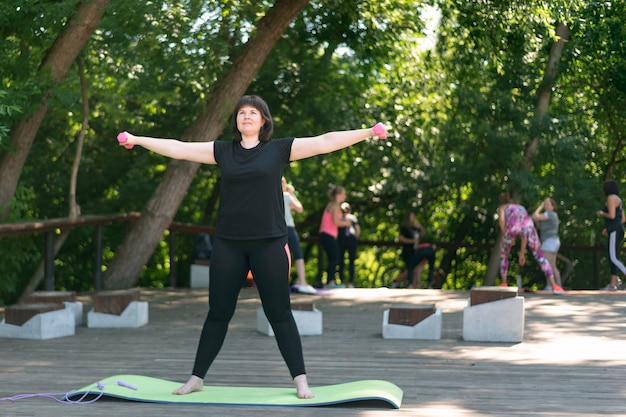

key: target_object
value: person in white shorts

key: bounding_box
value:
[532,197,561,290]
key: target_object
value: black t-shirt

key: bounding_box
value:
[400,225,419,260]
[603,201,624,232]
[214,138,294,239]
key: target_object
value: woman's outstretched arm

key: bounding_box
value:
[289,123,388,161]
[117,132,216,165]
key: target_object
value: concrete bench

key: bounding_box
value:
[469,287,519,306]
[0,302,75,340]
[22,291,83,325]
[257,302,322,336]
[382,304,442,340]
[190,261,210,288]
[5,302,64,326]
[87,289,148,328]
[463,287,524,342]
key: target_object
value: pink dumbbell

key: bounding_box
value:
[372,122,387,139]
[117,132,134,149]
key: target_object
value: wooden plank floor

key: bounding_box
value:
[2,287,626,416]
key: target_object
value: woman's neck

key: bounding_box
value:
[240,134,260,149]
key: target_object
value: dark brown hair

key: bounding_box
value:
[603,180,620,197]
[327,185,345,202]
[499,192,512,206]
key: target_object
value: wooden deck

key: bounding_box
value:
[2,287,626,416]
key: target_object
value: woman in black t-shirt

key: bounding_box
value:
[398,212,424,268]
[398,212,435,288]
[597,179,626,290]
[117,95,388,399]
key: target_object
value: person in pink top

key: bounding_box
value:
[498,192,564,294]
[318,185,352,288]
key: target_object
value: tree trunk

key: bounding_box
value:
[522,22,570,169]
[19,57,90,299]
[0,0,110,219]
[485,22,570,285]
[203,177,221,226]
[484,232,502,286]
[103,0,311,290]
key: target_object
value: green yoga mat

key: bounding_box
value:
[65,374,402,409]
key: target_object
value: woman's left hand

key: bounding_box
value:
[372,123,388,139]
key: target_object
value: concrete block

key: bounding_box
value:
[64,301,84,326]
[463,296,524,342]
[191,264,210,289]
[22,291,76,304]
[87,301,149,328]
[470,286,518,306]
[19,294,82,326]
[0,307,75,340]
[382,307,442,340]
[387,304,436,325]
[93,289,141,315]
[5,303,64,325]
[257,306,322,336]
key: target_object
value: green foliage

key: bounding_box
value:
[0,235,39,306]
[0,90,22,149]
[0,185,39,305]
[2,0,626,300]
[0,0,72,145]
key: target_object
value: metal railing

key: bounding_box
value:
[0,213,214,291]
[0,213,608,290]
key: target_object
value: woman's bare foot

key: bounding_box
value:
[172,375,204,395]
[294,374,314,399]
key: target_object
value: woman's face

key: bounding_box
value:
[336,189,347,203]
[544,198,554,211]
[236,105,264,137]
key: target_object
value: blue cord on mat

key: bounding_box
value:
[0,380,137,405]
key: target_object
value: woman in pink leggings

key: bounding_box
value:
[498,192,564,294]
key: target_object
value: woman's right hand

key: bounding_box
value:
[117,131,135,149]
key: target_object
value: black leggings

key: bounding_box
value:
[608,227,626,276]
[191,236,306,379]
[404,246,436,287]
[318,232,339,284]
[338,235,357,283]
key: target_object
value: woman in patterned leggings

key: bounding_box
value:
[498,192,564,294]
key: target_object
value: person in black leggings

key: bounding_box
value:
[116,95,388,399]
[318,186,351,288]
[597,179,626,290]
[338,202,360,287]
